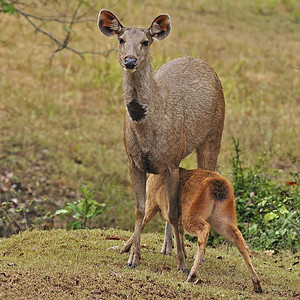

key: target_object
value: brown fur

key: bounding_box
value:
[98,10,225,271]
[123,168,263,293]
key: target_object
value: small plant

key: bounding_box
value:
[53,183,107,229]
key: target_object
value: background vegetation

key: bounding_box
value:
[0,0,299,250]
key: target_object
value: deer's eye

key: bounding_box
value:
[142,40,149,47]
[118,38,125,44]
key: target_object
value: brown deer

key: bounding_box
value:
[97,10,225,272]
[123,168,263,293]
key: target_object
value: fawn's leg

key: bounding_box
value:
[160,222,173,255]
[121,200,159,253]
[126,161,146,268]
[195,136,221,263]
[186,221,210,282]
[165,167,188,273]
[194,245,206,263]
[178,218,187,259]
[215,223,262,293]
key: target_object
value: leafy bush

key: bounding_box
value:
[230,138,299,251]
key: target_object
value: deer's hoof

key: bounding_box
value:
[186,273,197,283]
[253,280,263,293]
[183,269,189,275]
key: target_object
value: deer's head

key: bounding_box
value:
[98,10,171,73]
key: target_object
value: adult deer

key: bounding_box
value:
[123,168,263,293]
[97,10,225,272]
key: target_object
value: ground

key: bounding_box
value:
[0,229,299,299]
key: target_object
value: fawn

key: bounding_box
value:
[122,168,263,293]
[97,10,225,272]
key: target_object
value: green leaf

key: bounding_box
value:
[278,205,289,215]
[1,1,15,15]
[249,223,258,235]
[67,202,83,217]
[63,27,72,33]
[52,209,70,216]
[264,212,278,223]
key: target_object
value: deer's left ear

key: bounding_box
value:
[149,14,171,40]
[98,9,123,37]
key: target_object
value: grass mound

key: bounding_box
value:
[0,229,299,299]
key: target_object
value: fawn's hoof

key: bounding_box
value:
[186,273,197,283]
[253,280,263,293]
[120,243,131,254]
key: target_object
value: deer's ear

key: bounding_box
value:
[149,14,171,40]
[98,10,123,37]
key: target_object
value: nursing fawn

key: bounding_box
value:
[122,168,262,293]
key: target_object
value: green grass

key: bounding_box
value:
[0,229,299,299]
[0,0,299,232]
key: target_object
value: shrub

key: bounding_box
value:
[231,138,299,252]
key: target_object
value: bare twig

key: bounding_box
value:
[2,0,116,59]
[16,13,95,24]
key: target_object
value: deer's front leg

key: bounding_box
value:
[165,167,188,274]
[127,161,146,268]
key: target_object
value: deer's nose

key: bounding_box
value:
[124,56,138,69]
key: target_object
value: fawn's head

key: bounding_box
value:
[98,10,171,73]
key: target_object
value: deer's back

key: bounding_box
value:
[154,57,224,155]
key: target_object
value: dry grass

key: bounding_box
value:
[0,0,299,230]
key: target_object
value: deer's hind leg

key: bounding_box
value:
[214,222,263,293]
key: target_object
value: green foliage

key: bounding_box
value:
[53,183,107,229]
[230,137,300,251]
[0,0,15,15]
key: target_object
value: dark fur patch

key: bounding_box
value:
[126,88,147,122]
[209,179,228,201]
[142,152,158,174]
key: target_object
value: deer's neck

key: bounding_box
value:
[123,61,156,122]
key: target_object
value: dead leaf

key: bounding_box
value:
[264,250,275,256]
[286,181,297,186]
[109,269,123,278]
[106,246,120,251]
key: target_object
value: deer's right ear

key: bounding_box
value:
[98,10,123,37]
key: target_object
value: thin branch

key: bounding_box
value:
[3,0,115,59]
[16,13,95,24]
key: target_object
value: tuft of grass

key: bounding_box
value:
[0,229,299,299]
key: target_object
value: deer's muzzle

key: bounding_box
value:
[123,55,138,70]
